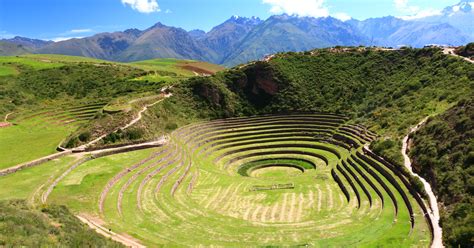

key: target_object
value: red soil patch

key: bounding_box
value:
[0,122,11,128]
[179,65,214,75]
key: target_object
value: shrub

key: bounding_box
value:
[78,132,91,142]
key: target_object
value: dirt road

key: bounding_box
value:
[402,118,444,248]
[443,47,473,64]
[76,214,145,248]
[4,112,13,122]
[78,92,172,151]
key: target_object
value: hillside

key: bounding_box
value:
[0,47,471,246]
[0,41,31,56]
[165,47,473,165]
[0,200,122,247]
[409,99,473,247]
[0,54,223,168]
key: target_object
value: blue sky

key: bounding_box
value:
[0,0,460,41]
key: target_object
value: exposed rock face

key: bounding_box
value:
[193,81,223,107]
[242,62,279,100]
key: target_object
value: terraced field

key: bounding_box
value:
[45,114,432,246]
[0,102,106,168]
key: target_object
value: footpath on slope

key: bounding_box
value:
[4,112,13,122]
[0,112,13,128]
[76,214,145,248]
[443,47,474,64]
[75,91,173,151]
[1,91,172,176]
[402,118,444,248]
[3,91,173,247]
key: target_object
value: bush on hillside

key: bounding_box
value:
[0,200,122,247]
[410,99,474,247]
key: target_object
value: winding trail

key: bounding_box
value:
[78,93,172,151]
[76,214,145,248]
[442,47,474,64]
[4,112,13,122]
[402,118,443,248]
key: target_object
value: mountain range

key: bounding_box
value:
[1,1,473,66]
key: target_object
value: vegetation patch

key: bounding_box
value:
[0,200,122,247]
[409,99,474,247]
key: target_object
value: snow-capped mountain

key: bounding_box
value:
[420,0,474,38]
[442,0,473,16]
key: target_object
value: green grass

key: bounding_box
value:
[0,64,18,76]
[40,114,431,246]
[0,156,74,201]
[23,54,111,63]
[131,58,224,82]
[1,47,463,246]
[0,116,76,169]
[48,149,155,213]
[0,199,123,246]
[0,56,64,70]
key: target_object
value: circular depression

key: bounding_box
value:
[237,158,316,178]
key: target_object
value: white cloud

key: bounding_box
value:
[0,31,15,39]
[70,29,92,34]
[394,0,441,20]
[399,9,442,20]
[262,0,329,18]
[165,9,172,14]
[51,37,83,42]
[333,12,351,21]
[121,0,160,13]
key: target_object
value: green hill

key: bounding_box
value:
[165,47,473,164]
[0,200,122,247]
[409,99,473,247]
[0,54,223,167]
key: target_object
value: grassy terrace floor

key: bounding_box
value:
[1,114,432,246]
[0,103,105,169]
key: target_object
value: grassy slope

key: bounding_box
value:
[0,200,123,247]
[0,155,123,247]
[0,54,223,168]
[0,118,75,169]
[131,58,224,82]
[0,156,74,200]
[174,47,473,164]
[44,117,430,246]
[409,99,474,247]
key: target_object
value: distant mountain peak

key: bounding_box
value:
[123,28,142,37]
[149,22,167,29]
[226,15,262,25]
[188,29,206,39]
[443,0,473,15]
[1,36,53,49]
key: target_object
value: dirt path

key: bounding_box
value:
[76,214,145,248]
[402,118,444,248]
[121,96,170,131]
[4,112,13,122]
[78,94,171,151]
[443,47,474,64]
